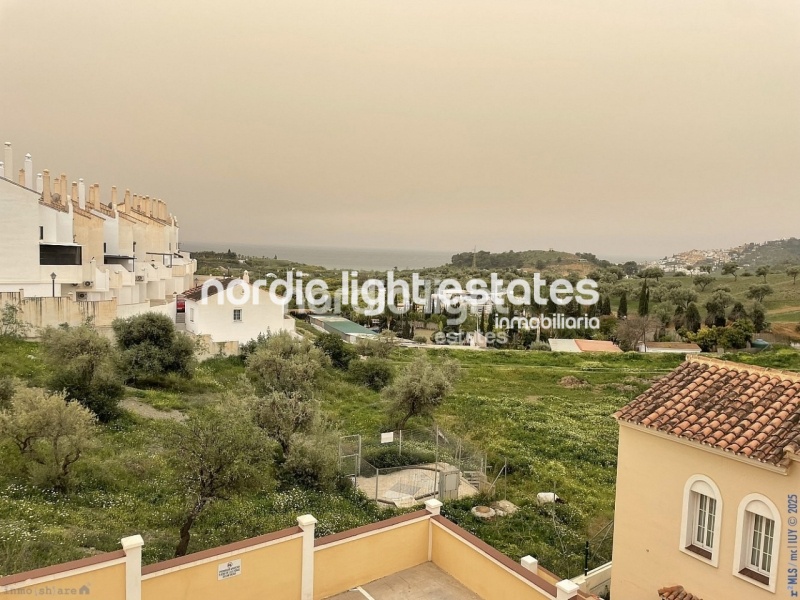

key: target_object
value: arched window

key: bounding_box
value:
[680,475,722,566]
[734,494,781,591]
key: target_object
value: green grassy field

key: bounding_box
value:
[2,337,800,579]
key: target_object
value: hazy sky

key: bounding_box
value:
[1,0,798,260]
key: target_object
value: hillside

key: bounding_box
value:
[450,249,610,276]
[732,238,800,268]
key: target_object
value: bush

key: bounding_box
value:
[280,432,341,491]
[314,333,357,370]
[246,332,328,395]
[362,443,436,469]
[0,304,29,339]
[413,335,428,344]
[0,377,15,408]
[112,313,195,384]
[0,387,97,492]
[347,358,393,391]
[40,324,124,422]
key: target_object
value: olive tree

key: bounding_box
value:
[384,355,460,428]
[170,405,274,557]
[0,388,97,491]
[41,324,124,422]
[246,332,328,395]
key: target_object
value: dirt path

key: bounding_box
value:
[768,305,800,315]
[120,398,187,422]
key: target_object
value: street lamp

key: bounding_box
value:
[50,272,56,297]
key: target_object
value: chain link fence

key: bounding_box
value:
[340,425,502,508]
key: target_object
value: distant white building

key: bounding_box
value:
[183,273,295,355]
[0,142,196,333]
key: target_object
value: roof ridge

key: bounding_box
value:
[686,354,800,383]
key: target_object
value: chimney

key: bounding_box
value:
[123,189,131,212]
[88,184,97,209]
[36,173,43,193]
[60,174,67,203]
[42,169,52,202]
[78,179,86,208]
[24,154,32,188]
[71,182,78,205]
[18,168,24,186]
[111,186,118,206]
[0,162,4,178]
[144,196,151,216]
[3,142,12,178]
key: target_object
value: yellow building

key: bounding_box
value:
[612,355,800,599]
[0,500,594,600]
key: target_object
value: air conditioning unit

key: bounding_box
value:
[83,281,93,287]
[135,275,145,282]
[76,292,89,301]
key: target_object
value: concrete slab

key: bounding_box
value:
[326,563,483,600]
[357,463,479,508]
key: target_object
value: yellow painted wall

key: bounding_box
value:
[314,520,429,600]
[0,562,125,598]
[142,537,302,600]
[0,293,118,333]
[72,212,106,268]
[611,424,798,600]
[431,525,550,600]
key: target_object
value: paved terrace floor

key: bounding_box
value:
[326,563,483,600]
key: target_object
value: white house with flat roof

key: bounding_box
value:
[183,273,295,354]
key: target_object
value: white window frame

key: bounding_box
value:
[733,494,781,592]
[680,475,722,567]
[233,308,242,322]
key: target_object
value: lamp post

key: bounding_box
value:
[50,272,56,297]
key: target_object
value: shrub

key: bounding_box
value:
[40,324,124,422]
[529,342,551,352]
[280,431,341,491]
[0,387,97,492]
[384,355,460,428]
[246,332,328,395]
[112,313,195,384]
[314,333,357,370]
[0,377,15,408]
[347,358,393,391]
[362,443,436,469]
[0,304,29,339]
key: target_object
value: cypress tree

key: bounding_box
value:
[617,292,628,319]
[600,296,611,316]
[638,280,650,316]
[685,302,702,333]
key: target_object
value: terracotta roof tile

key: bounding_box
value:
[658,585,703,600]
[614,356,800,467]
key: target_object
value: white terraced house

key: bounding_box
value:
[0,141,196,333]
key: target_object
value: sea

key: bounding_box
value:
[180,242,454,271]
